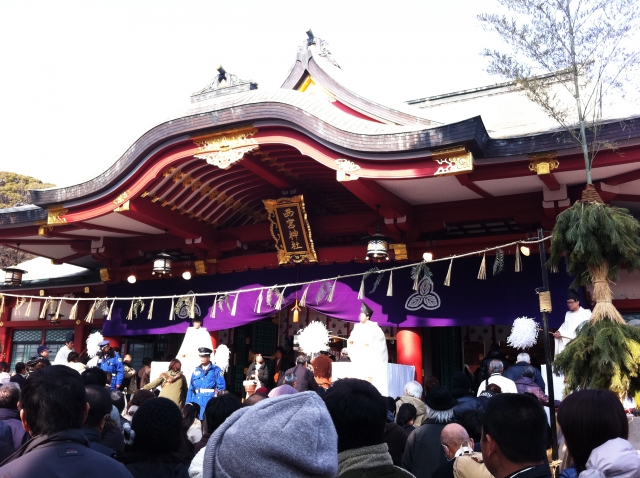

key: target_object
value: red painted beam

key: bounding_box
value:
[603,167,640,186]
[117,198,216,240]
[339,179,412,219]
[537,173,561,191]
[469,147,640,182]
[76,222,152,236]
[456,175,493,198]
[614,194,640,202]
[239,155,294,190]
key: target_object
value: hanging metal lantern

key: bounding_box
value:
[2,268,27,286]
[364,232,392,261]
[362,205,392,261]
[152,252,173,275]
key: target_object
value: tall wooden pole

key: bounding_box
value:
[538,228,558,460]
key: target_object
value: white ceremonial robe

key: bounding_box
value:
[177,327,213,384]
[348,320,389,395]
[554,306,592,358]
[53,346,73,365]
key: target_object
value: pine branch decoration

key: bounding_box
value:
[554,320,640,402]
[549,191,640,288]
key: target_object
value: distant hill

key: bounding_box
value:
[0,172,56,267]
[0,171,56,209]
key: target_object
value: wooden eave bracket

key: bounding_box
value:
[529,151,561,191]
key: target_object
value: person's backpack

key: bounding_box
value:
[478,378,502,398]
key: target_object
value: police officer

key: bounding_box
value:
[97,340,124,390]
[186,347,226,420]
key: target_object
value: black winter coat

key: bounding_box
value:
[402,418,453,478]
[502,362,546,390]
[284,364,318,392]
[452,393,486,420]
[0,429,132,478]
[119,451,190,478]
[383,422,408,467]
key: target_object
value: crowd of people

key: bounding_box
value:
[0,337,636,478]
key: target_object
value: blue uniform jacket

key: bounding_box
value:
[99,352,124,390]
[186,363,226,419]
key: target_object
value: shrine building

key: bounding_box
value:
[1,32,639,392]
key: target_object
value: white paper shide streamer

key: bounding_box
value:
[86,331,104,358]
[507,317,540,350]
[296,321,330,355]
[214,344,230,372]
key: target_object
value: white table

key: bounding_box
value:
[332,362,415,398]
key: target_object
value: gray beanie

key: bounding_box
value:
[203,391,338,478]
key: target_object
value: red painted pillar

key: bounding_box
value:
[210,330,219,350]
[397,327,423,384]
[103,336,122,351]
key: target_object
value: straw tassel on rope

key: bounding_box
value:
[477,252,487,280]
[69,300,79,321]
[387,270,393,297]
[299,285,310,308]
[14,297,26,314]
[105,300,115,321]
[515,244,522,272]
[126,300,134,321]
[357,276,365,300]
[85,300,97,323]
[54,299,63,321]
[189,295,196,319]
[254,290,263,314]
[147,298,154,320]
[444,258,454,286]
[25,297,32,316]
[39,299,49,319]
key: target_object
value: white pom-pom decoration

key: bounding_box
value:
[86,331,104,358]
[297,321,330,355]
[214,344,230,372]
[507,317,540,350]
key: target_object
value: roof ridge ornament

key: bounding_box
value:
[305,29,340,69]
[191,65,258,103]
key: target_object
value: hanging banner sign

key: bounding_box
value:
[263,195,318,265]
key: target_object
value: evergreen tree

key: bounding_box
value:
[0,172,56,268]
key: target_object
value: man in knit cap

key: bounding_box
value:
[202,391,338,478]
[186,347,226,420]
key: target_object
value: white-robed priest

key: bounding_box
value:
[553,288,592,358]
[176,314,213,384]
[347,301,389,395]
